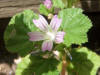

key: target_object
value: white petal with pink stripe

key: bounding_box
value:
[28,15,65,51]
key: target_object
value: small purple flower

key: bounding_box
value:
[28,15,65,51]
[43,0,52,9]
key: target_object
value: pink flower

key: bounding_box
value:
[28,15,65,51]
[43,0,52,9]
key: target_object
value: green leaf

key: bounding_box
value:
[68,47,100,75]
[52,0,79,8]
[16,55,60,75]
[39,4,54,16]
[4,10,38,56]
[52,0,66,9]
[58,8,92,46]
[39,4,49,16]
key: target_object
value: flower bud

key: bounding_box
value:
[43,0,52,9]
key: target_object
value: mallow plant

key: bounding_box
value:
[4,0,100,75]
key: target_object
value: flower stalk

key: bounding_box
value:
[61,53,67,75]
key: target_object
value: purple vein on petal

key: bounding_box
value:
[33,20,44,31]
[42,41,53,51]
[47,41,53,51]
[28,32,45,41]
[39,15,49,31]
[33,15,48,31]
[55,31,65,43]
[50,15,62,31]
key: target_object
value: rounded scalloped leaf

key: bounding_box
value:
[4,10,38,56]
[58,8,92,46]
[68,47,100,75]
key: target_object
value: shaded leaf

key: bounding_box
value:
[4,10,38,56]
[67,0,80,8]
[68,47,100,75]
[16,55,60,75]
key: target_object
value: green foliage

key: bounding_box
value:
[16,55,60,75]
[39,4,49,16]
[67,0,80,8]
[52,0,79,8]
[68,47,100,75]
[59,8,92,46]
[52,0,66,9]
[4,10,38,56]
[39,4,54,16]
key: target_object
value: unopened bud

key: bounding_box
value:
[43,0,52,9]
[48,13,53,19]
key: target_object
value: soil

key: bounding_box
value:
[0,17,18,75]
[0,12,100,75]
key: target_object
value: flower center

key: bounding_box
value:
[46,32,55,41]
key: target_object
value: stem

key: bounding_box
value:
[61,54,67,75]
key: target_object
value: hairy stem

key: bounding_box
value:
[61,54,67,75]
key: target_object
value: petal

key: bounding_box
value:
[33,15,48,31]
[28,32,45,41]
[55,31,65,43]
[50,15,62,31]
[42,41,53,51]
